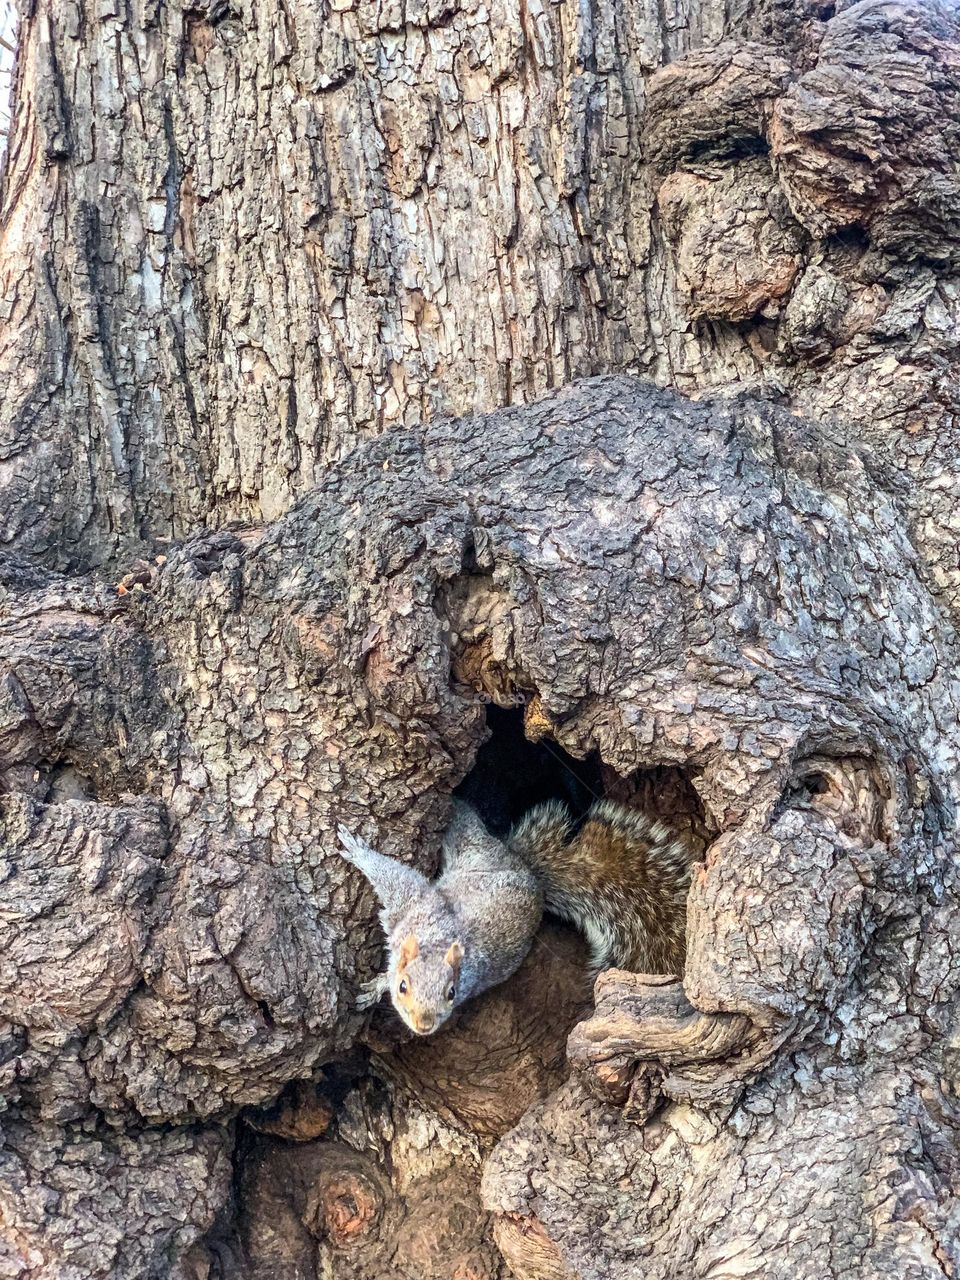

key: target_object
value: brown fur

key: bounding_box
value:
[509,799,696,975]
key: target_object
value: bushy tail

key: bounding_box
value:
[508,800,585,916]
[508,799,694,974]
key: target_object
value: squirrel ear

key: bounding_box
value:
[399,935,420,970]
[445,941,463,971]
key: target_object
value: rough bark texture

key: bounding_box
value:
[3,376,959,1277]
[1,0,960,1276]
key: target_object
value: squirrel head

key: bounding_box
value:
[389,934,463,1036]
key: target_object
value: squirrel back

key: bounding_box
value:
[509,799,694,975]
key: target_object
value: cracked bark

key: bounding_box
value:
[1,0,959,1277]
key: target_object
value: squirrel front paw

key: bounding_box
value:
[356,973,389,1010]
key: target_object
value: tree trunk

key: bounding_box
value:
[1,0,959,1277]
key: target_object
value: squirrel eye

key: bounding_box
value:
[446,984,456,1002]
[398,979,408,995]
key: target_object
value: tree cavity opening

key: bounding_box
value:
[453,704,604,837]
[453,704,711,855]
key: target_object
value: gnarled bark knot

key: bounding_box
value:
[567,972,758,1121]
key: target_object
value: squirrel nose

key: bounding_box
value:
[414,1014,435,1033]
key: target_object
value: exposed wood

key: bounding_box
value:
[566,971,758,1118]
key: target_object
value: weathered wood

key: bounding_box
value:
[567,971,757,1117]
[1,0,960,1275]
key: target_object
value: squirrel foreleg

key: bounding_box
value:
[336,824,430,932]
[355,972,389,1010]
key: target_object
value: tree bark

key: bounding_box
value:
[1,0,959,1277]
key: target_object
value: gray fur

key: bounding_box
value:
[338,795,693,1034]
[336,800,543,1035]
[337,827,432,934]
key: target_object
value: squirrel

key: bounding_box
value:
[336,796,694,1036]
[337,801,543,1036]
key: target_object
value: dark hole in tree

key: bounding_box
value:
[454,705,712,855]
[825,224,871,256]
[454,705,603,838]
[781,769,831,811]
[686,134,770,167]
[0,759,98,803]
[44,762,97,804]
